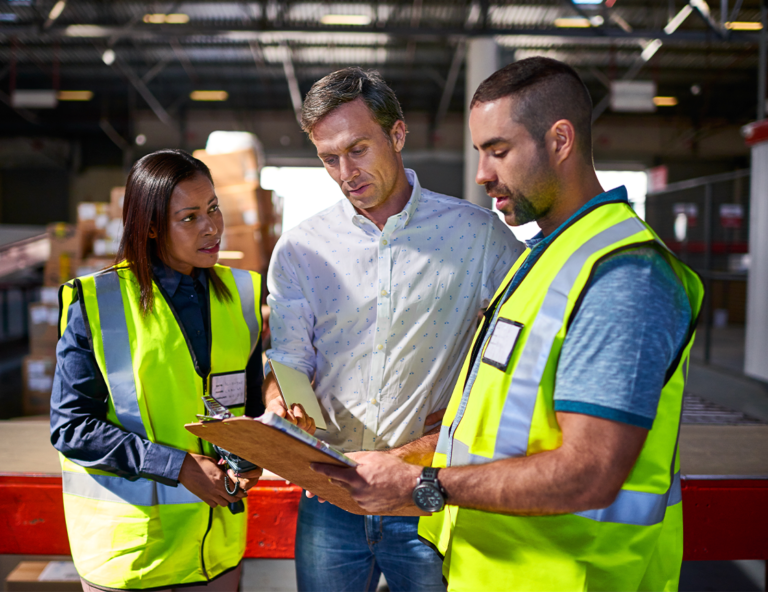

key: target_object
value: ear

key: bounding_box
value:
[148,226,157,239]
[389,120,407,153]
[547,119,576,166]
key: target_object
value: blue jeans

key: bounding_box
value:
[295,493,446,592]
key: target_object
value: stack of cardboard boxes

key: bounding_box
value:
[23,190,125,416]
[193,148,277,274]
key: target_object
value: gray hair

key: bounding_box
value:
[300,67,405,138]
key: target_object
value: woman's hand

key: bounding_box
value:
[227,466,263,492]
[179,452,247,508]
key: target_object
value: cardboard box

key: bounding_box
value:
[110,186,125,220]
[77,202,110,259]
[219,225,265,273]
[5,561,81,591]
[43,223,80,287]
[22,355,56,416]
[217,183,259,227]
[193,149,260,187]
[28,303,59,356]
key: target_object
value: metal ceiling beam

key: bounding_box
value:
[434,38,467,129]
[280,42,303,125]
[2,25,760,44]
[112,55,175,127]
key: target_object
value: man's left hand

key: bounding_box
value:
[310,451,427,515]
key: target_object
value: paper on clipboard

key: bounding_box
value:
[269,360,327,430]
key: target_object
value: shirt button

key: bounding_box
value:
[377,344,383,351]
[381,289,388,296]
[382,239,388,246]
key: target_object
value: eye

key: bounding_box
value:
[209,203,219,213]
[323,157,337,166]
[492,150,508,159]
[352,147,366,155]
[182,214,195,222]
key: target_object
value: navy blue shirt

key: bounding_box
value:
[50,261,264,486]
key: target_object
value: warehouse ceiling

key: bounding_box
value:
[0,0,763,138]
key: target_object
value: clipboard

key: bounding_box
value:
[185,413,416,516]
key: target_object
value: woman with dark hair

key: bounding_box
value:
[50,149,264,591]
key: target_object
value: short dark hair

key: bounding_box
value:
[301,67,405,137]
[117,149,230,315]
[471,57,594,160]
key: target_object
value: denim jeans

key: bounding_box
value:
[295,493,446,592]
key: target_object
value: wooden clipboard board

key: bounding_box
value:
[185,417,413,515]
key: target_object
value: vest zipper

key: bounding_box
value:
[200,506,213,580]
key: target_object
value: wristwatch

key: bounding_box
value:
[412,467,447,512]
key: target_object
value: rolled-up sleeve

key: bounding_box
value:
[264,237,318,379]
[50,299,186,486]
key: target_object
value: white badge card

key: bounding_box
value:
[482,319,524,370]
[210,371,246,407]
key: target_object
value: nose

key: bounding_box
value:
[339,155,359,184]
[475,153,495,187]
[201,212,217,236]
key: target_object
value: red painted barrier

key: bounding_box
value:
[1,474,766,561]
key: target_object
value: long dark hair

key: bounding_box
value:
[116,149,231,315]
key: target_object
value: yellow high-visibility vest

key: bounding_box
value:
[58,263,262,590]
[419,200,704,591]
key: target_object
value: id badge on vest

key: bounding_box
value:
[210,371,246,407]
[482,318,524,370]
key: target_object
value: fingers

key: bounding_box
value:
[291,404,317,435]
[305,490,327,503]
[265,398,290,421]
[228,467,263,492]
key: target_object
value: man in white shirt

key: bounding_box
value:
[263,67,519,592]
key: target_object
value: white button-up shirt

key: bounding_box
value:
[266,169,520,451]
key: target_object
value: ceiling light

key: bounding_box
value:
[573,0,603,4]
[725,21,763,30]
[135,134,147,146]
[65,24,111,37]
[640,39,663,61]
[653,96,678,106]
[57,90,93,101]
[554,17,592,27]
[0,13,17,21]
[320,14,372,26]
[12,90,58,108]
[143,13,166,23]
[691,84,701,95]
[102,49,116,65]
[48,0,66,21]
[165,13,189,24]
[190,90,229,101]
[664,4,693,34]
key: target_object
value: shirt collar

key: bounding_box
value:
[341,168,422,229]
[151,256,208,297]
[523,185,629,251]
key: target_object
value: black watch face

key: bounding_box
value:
[413,484,445,512]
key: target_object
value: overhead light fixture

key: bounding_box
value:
[190,90,229,101]
[689,0,712,18]
[143,13,189,24]
[48,0,66,21]
[611,81,657,112]
[135,134,147,146]
[165,13,189,24]
[102,49,116,65]
[664,4,693,34]
[65,24,111,37]
[12,89,58,108]
[725,21,763,30]
[554,16,592,27]
[0,13,17,21]
[320,14,372,25]
[57,90,93,101]
[573,0,603,4]
[640,39,663,61]
[653,96,678,106]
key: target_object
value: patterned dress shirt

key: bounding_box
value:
[266,169,520,451]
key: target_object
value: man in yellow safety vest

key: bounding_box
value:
[311,56,704,591]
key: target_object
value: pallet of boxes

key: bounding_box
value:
[192,147,277,275]
[23,192,124,416]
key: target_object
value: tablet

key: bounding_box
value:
[269,360,327,430]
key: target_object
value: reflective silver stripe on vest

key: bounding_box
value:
[63,471,202,506]
[574,471,682,526]
[230,268,260,356]
[94,271,146,439]
[435,424,451,455]
[493,217,646,460]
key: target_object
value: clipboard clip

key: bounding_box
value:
[198,393,234,422]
